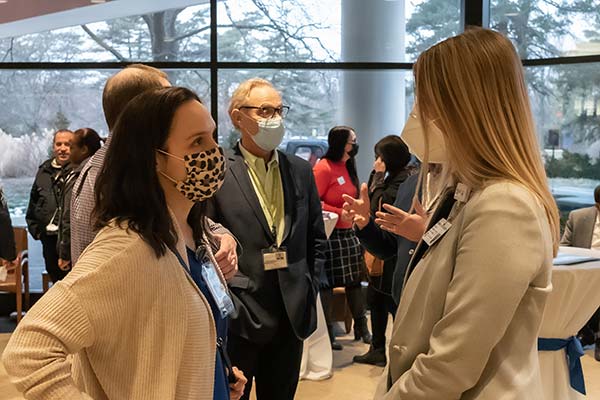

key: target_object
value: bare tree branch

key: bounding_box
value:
[166,23,274,43]
[224,1,254,51]
[1,37,14,62]
[248,0,337,61]
[81,25,127,61]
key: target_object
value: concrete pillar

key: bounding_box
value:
[341,0,406,182]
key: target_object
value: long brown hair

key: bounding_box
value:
[413,27,560,253]
[94,87,211,257]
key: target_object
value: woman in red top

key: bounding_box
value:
[313,126,371,350]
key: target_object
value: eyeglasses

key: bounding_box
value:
[240,105,290,119]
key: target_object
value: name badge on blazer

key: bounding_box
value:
[423,218,452,246]
[454,183,472,203]
[262,247,288,270]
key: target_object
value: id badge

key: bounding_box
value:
[423,218,452,246]
[262,247,288,271]
[454,183,471,203]
[200,261,235,319]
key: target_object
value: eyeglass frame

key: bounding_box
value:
[239,105,290,119]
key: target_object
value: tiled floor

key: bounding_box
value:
[2,330,600,400]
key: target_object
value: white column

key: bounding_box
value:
[341,0,406,182]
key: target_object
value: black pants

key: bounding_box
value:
[228,317,303,400]
[41,234,66,283]
[368,285,397,350]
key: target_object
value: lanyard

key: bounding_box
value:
[244,159,282,245]
[173,248,236,381]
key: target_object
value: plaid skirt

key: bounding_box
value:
[324,228,365,287]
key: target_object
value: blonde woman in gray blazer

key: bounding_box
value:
[365,28,560,400]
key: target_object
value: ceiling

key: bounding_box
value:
[0,0,209,39]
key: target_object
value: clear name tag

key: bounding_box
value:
[262,247,288,271]
[423,218,452,246]
[200,260,235,319]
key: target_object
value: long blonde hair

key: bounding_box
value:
[413,27,560,253]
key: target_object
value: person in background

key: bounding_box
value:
[55,128,104,280]
[3,87,247,400]
[352,135,413,367]
[313,126,371,350]
[26,129,73,283]
[0,186,17,268]
[205,77,326,400]
[561,184,600,361]
[70,65,239,281]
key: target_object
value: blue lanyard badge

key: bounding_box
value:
[199,256,235,319]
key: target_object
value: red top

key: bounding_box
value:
[313,158,358,229]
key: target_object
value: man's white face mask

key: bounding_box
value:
[401,105,447,163]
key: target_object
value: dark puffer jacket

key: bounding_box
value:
[25,159,65,240]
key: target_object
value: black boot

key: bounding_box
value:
[353,316,372,344]
[327,323,343,351]
[353,346,386,367]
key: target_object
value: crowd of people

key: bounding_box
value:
[0,26,598,400]
[24,128,104,282]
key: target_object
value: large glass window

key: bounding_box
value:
[0,68,209,218]
[0,5,211,62]
[490,0,600,59]
[525,63,600,221]
[217,0,461,62]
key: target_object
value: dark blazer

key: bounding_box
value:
[356,173,419,304]
[366,169,414,296]
[561,206,598,248]
[206,144,327,344]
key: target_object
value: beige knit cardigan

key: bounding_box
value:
[2,224,217,400]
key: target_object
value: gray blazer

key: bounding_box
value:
[561,206,598,248]
[374,181,554,400]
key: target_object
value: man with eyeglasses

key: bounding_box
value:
[203,78,327,400]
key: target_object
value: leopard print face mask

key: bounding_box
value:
[157,146,226,202]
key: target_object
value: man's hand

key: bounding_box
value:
[374,198,428,242]
[229,366,248,400]
[58,258,71,271]
[342,183,371,230]
[213,233,238,281]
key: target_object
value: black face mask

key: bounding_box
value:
[348,143,359,158]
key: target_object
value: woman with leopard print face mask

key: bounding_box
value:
[3,87,247,400]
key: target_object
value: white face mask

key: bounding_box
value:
[251,117,285,152]
[401,106,447,163]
